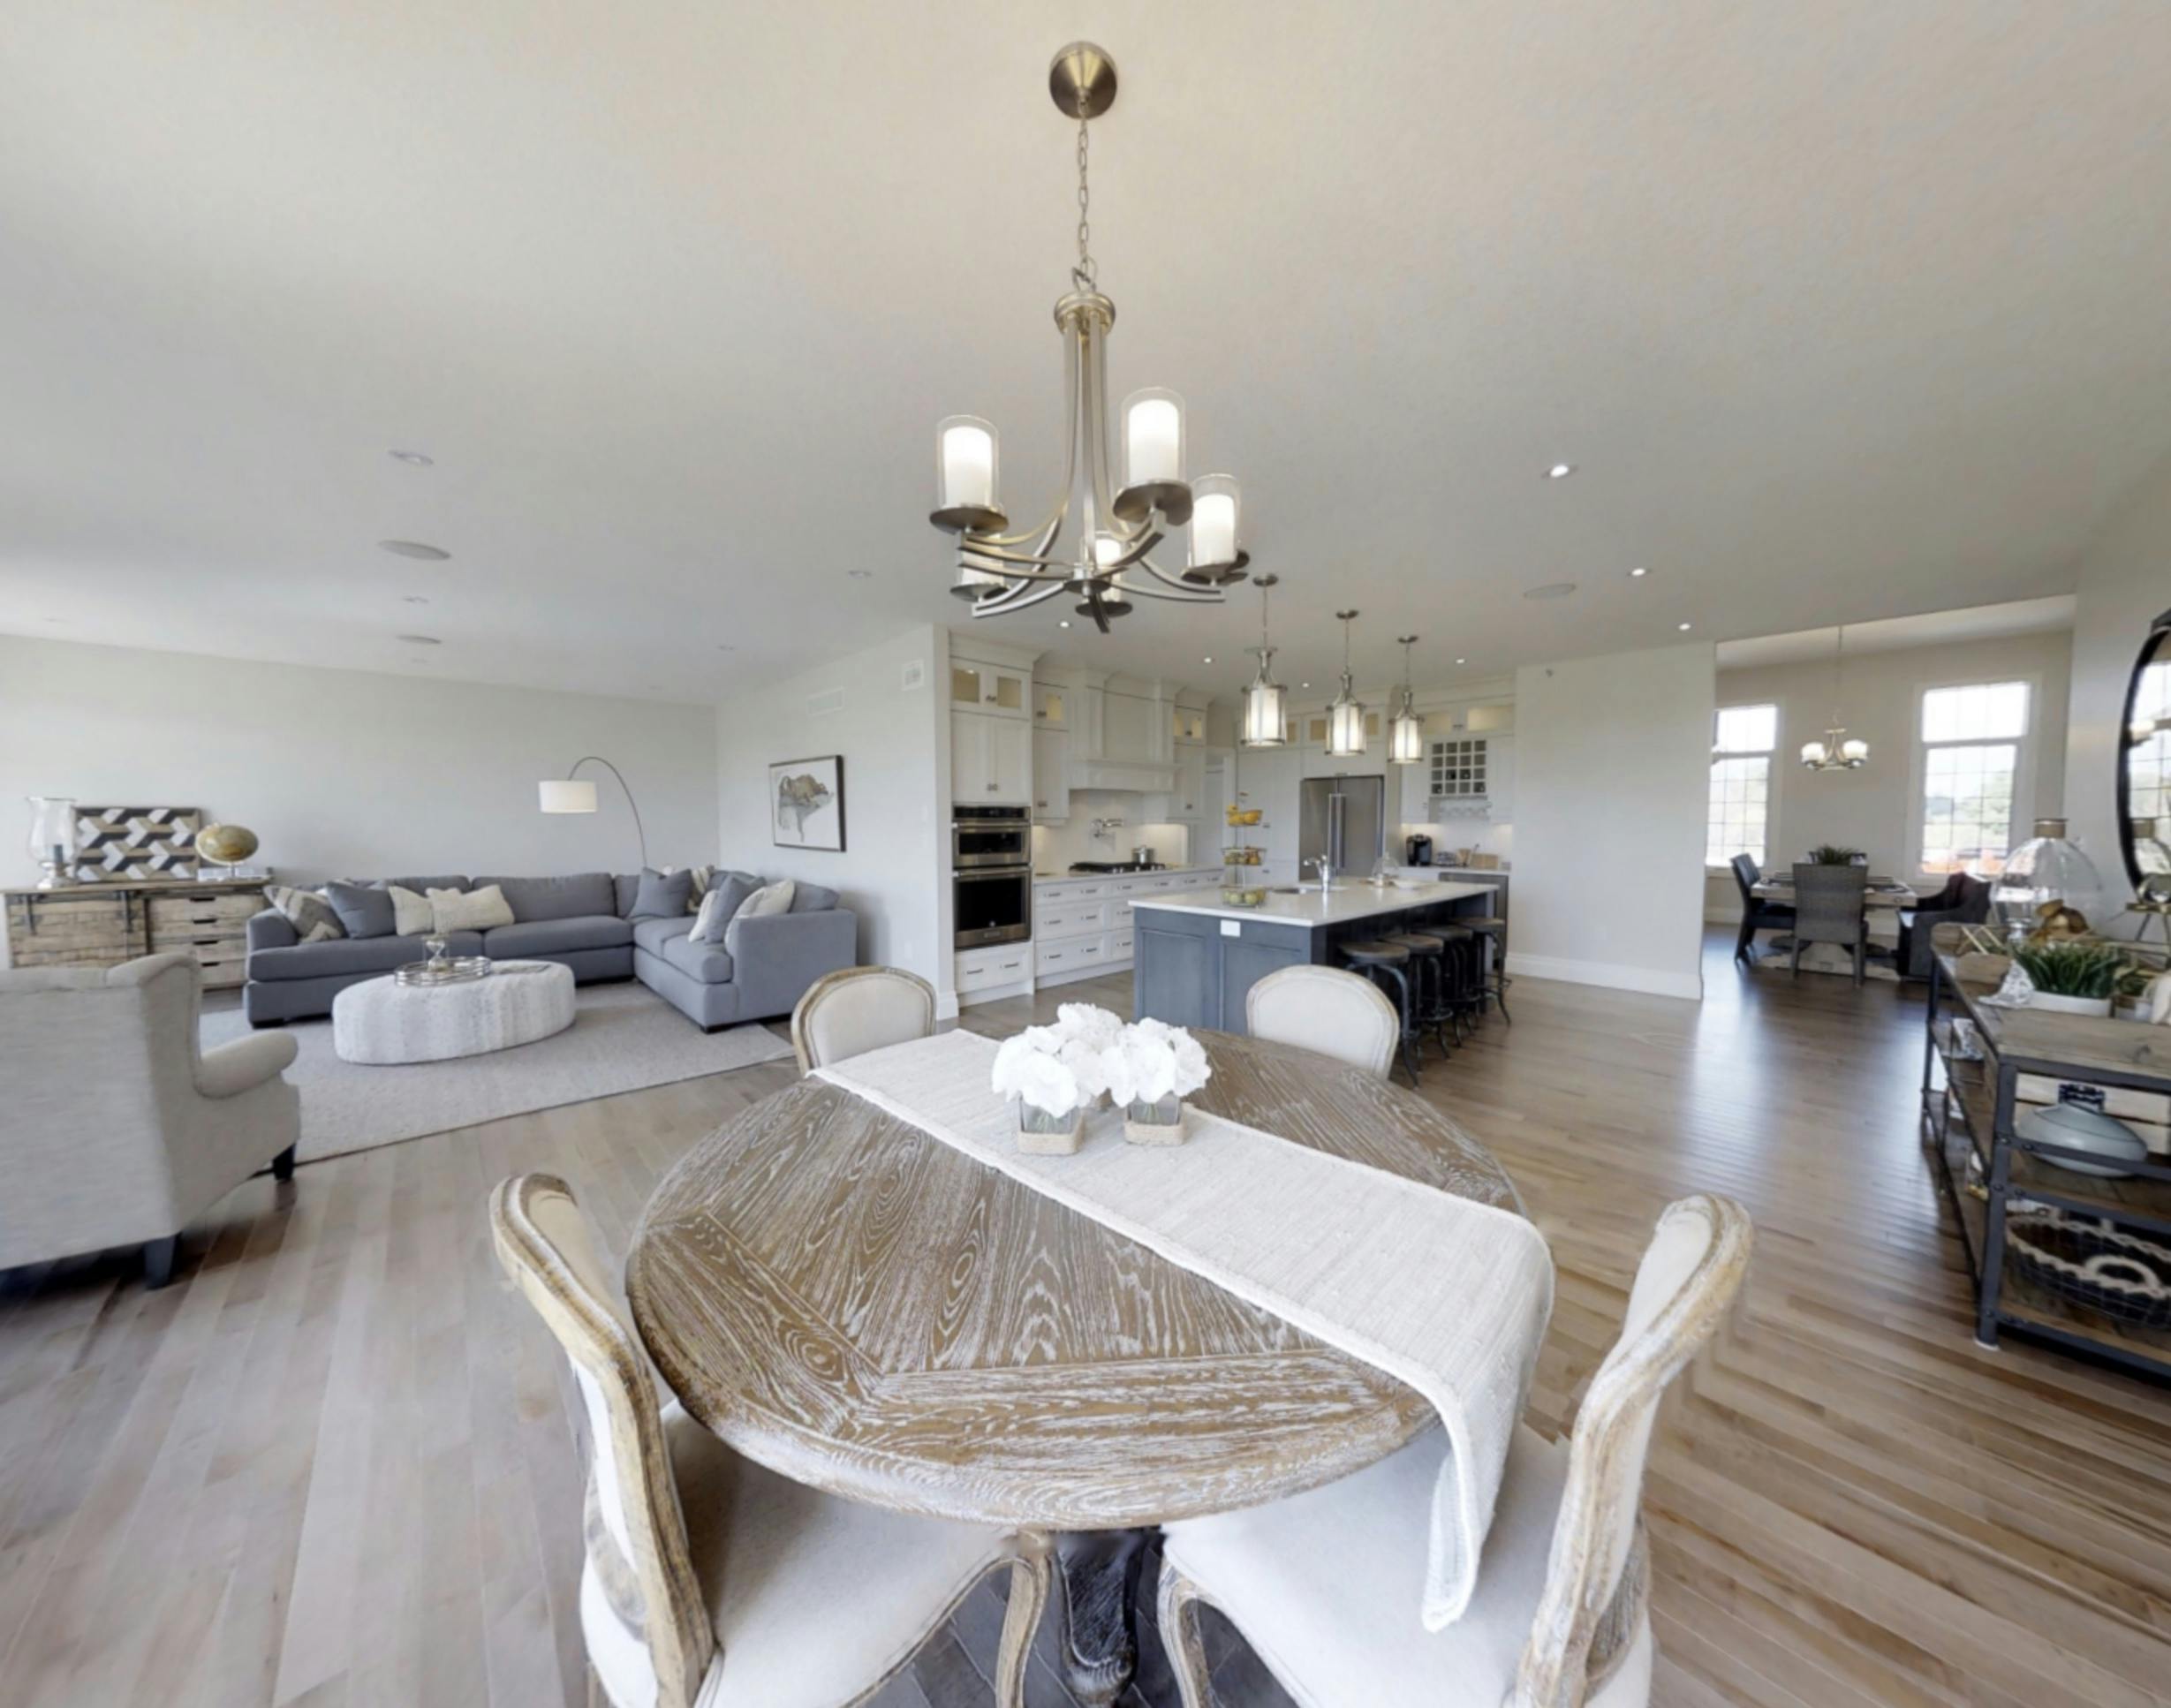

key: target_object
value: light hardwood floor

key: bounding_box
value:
[3,933,2168,1707]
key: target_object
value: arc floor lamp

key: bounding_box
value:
[538,756,647,869]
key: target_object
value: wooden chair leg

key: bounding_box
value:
[1155,1561,1214,1708]
[995,1539,1053,1708]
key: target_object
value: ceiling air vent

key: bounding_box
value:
[806,686,846,718]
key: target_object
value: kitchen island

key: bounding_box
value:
[1132,879,1498,1034]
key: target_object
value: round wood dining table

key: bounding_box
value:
[626,1028,1528,1700]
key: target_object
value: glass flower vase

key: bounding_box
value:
[1123,1093,1187,1146]
[1015,1099,1086,1156]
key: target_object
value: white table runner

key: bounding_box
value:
[815,1029,1554,1630]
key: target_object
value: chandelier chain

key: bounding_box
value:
[1072,113,1097,291]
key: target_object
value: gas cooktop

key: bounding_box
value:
[1070,860,1168,873]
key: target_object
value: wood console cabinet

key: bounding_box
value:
[4,879,269,989]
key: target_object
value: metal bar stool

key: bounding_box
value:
[1337,939,1422,1087]
[1418,922,1481,1043]
[1464,915,1510,1024]
[1381,932,1455,1058]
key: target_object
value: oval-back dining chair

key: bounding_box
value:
[1154,1194,1752,1708]
[488,1173,1050,1708]
[790,965,938,1074]
[1245,963,1402,1077]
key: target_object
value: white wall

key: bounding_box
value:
[1706,630,2072,918]
[0,636,717,895]
[715,625,949,1003]
[1511,644,1713,1000]
[2066,450,2171,895]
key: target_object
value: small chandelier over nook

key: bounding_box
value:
[1389,636,1426,765]
[1800,624,1870,771]
[1239,575,1286,748]
[928,43,1247,632]
[1327,610,1367,759]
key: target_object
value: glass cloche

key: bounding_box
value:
[1991,818,2106,933]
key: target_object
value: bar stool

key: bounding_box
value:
[1464,916,1510,1024]
[1420,922,1482,1042]
[1381,932,1455,1058]
[1337,939,1421,1087]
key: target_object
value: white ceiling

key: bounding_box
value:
[1714,594,2077,670]
[4,3,2170,704]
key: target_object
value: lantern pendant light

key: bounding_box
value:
[1239,574,1287,747]
[1327,610,1367,758]
[1388,636,1425,765]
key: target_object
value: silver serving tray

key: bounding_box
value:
[394,956,494,987]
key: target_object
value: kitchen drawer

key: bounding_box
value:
[1038,900,1108,940]
[1108,928,1135,960]
[1039,936,1108,974]
[956,948,1031,990]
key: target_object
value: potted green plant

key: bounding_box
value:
[2008,940,2127,1017]
[1805,843,1866,866]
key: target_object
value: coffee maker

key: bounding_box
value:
[1404,833,1433,866]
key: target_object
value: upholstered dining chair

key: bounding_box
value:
[790,965,937,1073]
[489,1173,1051,1708]
[1245,963,1402,1078]
[1727,854,1795,966]
[1789,863,1870,986]
[1155,1194,1752,1708]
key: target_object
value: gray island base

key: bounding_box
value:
[1132,880,1500,1034]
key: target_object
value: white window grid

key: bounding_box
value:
[1707,704,1776,868]
[1918,681,2029,877]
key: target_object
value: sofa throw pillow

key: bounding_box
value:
[385,884,435,935]
[322,880,395,940]
[427,883,514,933]
[263,883,345,944]
[692,873,758,943]
[683,864,716,914]
[738,879,796,920]
[630,867,694,919]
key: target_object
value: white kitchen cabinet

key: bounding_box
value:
[1172,706,1207,744]
[952,710,1032,804]
[1032,727,1070,822]
[1033,684,1069,727]
[1169,745,1208,819]
[950,662,1030,718]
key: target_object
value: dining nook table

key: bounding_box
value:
[625,1026,1535,1704]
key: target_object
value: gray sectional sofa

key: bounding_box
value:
[244,870,856,1032]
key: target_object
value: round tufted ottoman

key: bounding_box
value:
[332,960,577,1064]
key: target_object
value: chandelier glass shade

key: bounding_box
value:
[1327,609,1367,758]
[1388,636,1425,765]
[1239,574,1286,747]
[1799,624,1870,771]
[928,44,1246,632]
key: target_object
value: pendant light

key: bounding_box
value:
[1800,624,1870,771]
[1327,610,1366,758]
[1239,574,1287,747]
[1388,635,1425,765]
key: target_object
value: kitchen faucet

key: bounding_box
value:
[1305,854,1334,894]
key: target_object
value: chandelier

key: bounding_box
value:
[1800,623,1869,771]
[928,43,1247,632]
[1327,610,1366,758]
[1389,636,1425,764]
[1239,575,1286,747]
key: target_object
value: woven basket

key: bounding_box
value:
[2005,1209,2171,1329]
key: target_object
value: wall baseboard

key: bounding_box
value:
[935,991,961,1022]
[1505,950,1704,1001]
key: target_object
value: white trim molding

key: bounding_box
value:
[1506,950,1705,1001]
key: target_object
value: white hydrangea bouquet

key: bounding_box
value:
[990,1003,1210,1153]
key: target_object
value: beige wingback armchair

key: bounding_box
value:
[0,953,301,1287]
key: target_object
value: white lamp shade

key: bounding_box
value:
[1840,737,1870,764]
[1241,679,1286,746]
[1389,709,1426,764]
[539,779,599,814]
[1327,694,1367,758]
[1799,741,1827,767]
[1189,474,1241,570]
[1122,389,1184,487]
[935,415,999,511]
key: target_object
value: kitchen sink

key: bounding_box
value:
[1267,885,1345,895]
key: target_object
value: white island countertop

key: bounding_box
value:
[1128,879,1496,927]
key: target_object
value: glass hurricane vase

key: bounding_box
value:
[1123,1093,1188,1146]
[1015,1099,1086,1156]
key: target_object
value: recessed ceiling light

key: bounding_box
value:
[1059,619,1071,628]
[378,540,450,561]
[847,569,874,580]
[1629,566,1648,578]
[389,450,435,467]
[1455,657,1467,665]
[1300,681,1311,689]
[397,633,442,646]
[1546,463,1576,480]
[1677,622,1693,631]
[1523,581,1577,600]
[1202,656,1213,664]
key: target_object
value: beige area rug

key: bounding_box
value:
[200,982,796,1162]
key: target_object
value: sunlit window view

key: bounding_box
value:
[1919,681,2028,873]
[1707,703,1777,866]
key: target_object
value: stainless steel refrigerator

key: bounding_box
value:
[1298,774,1387,877]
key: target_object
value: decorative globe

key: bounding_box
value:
[196,822,260,866]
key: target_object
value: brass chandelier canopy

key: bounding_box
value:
[928,43,1248,632]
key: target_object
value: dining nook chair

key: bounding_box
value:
[1155,1194,1752,1708]
[488,1173,1051,1708]
[1727,854,1796,966]
[1789,862,1870,986]
[1245,963,1403,1078]
[790,964,937,1073]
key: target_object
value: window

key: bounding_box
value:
[1707,703,1777,868]
[1918,681,2029,875]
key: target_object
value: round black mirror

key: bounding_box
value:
[2116,606,2171,895]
